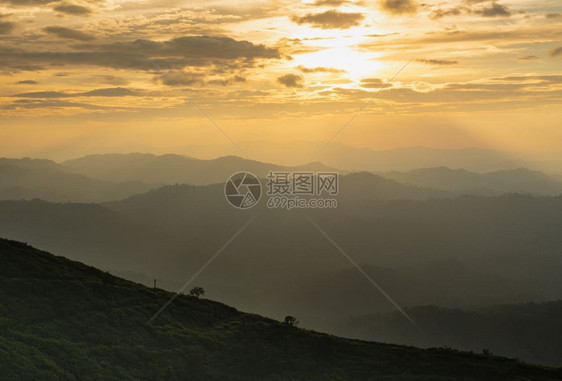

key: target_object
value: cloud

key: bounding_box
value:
[16,80,39,84]
[0,21,14,34]
[430,2,511,19]
[491,74,562,82]
[297,65,345,73]
[429,7,464,19]
[550,47,562,57]
[1,99,108,111]
[360,78,393,88]
[474,2,511,17]
[416,59,458,65]
[291,10,364,29]
[312,0,349,5]
[155,70,206,86]
[89,75,129,86]
[380,0,417,15]
[277,74,303,88]
[0,0,57,5]
[43,26,95,41]
[545,13,561,19]
[12,87,139,98]
[53,3,93,16]
[208,75,246,86]
[361,78,384,84]
[516,55,540,61]
[12,91,66,98]
[0,35,282,72]
[80,87,138,97]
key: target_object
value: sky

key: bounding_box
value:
[0,0,561,162]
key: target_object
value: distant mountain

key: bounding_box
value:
[333,301,562,367]
[62,153,337,185]
[383,167,562,196]
[177,142,527,172]
[316,145,527,172]
[2,238,561,380]
[0,158,154,202]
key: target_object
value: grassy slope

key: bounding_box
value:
[1,238,561,381]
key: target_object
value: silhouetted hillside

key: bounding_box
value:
[2,238,561,380]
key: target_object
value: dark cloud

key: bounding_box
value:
[474,2,511,17]
[380,0,417,15]
[550,47,562,57]
[291,10,364,29]
[545,13,561,19]
[0,21,14,34]
[0,36,282,72]
[297,65,345,73]
[43,26,95,41]
[277,74,303,88]
[417,59,458,65]
[53,3,93,16]
[16,80,39,84]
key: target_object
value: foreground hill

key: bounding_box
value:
[334,302,562,367]
[1,238,561,380]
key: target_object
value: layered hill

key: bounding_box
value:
[62,153,336,185]
[383,167,562,196]
[0,158,154,203]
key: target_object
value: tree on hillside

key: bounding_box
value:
[284,315,299,327]
[189,286,205,298]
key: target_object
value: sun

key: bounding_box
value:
[293,46,384,81]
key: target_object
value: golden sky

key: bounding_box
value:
[0,0,561,162]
